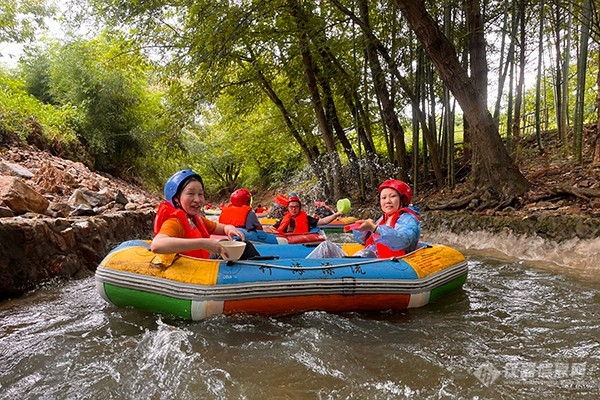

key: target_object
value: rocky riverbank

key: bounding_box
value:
[422,210,600,242]
[0,145,162,299]
[0,210,155,299]
[420,210,600,282]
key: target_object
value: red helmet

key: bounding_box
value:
[230,188,252,207]
[378,179,412,205]
[287,194,301,207]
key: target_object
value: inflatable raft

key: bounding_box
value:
[96,240,467,320]
[259,216,358,233]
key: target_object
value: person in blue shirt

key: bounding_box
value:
[350,179,421,257]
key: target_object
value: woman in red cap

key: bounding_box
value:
[350,179,421,257]
[264,193,343,234]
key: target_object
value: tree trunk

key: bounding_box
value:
[552,2,566,145]
[505,1,518,154]
[318,44,380,193]
[561,1,573,148]
[394,0,530,201]
[255,68,326,184]
[313,49,361,193]
[511,0,526,161]
[359,0,409,180]
[289,0,342,200]
[331,0,444,188]
[465,0,487,102]
[534,0,545,153]
[574,0,591,163]
[595,50,600,165]
[493,2,510,123]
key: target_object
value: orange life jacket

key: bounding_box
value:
[218,204,252,227]
[365,208,420,258]
[153,202,211,259]
[276,210,310,234]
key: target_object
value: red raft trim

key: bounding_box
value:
[222,293,411,315]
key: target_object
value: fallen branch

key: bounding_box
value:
[552,184,600,200]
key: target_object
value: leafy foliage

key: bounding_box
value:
[2,0,600,202]
[0,0,53,44]
[0,69,84,158]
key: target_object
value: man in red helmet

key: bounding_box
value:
[349,179,421,257]
[264,193,343,234]
[219,188,264,231]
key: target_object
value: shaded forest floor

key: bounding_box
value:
[414,125,600,219]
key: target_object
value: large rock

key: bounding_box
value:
[0,176,49,214]
[68,187,114,208]
[0,161,34,179]
[0,210,155,299]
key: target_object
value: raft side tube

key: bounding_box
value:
[95,261,467,302]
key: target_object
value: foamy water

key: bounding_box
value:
[422,229,600,282]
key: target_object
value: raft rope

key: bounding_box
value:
[232,257,395,271]
[230,245,430,271]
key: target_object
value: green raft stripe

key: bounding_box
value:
[321,227,345,233]
[104,283,192,319]
[429,274,468,302]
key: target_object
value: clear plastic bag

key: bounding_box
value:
[305,241,347,259]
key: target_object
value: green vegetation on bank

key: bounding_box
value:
[1,35,309,197]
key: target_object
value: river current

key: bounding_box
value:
[1,231,599,399]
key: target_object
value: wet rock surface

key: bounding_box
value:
[422,211,600,242]
[0,211,154,299]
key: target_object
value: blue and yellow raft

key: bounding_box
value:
[95,240,468,320]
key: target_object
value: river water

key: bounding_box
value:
[1,232,599,399]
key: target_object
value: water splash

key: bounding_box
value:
[423,228,600,282]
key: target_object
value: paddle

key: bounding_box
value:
[344,222,362,232]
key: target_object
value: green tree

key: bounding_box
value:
[394,0,530,204]
[0,0,52,45]
[44,34,158,172]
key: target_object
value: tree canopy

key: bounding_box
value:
[1,0,599,206]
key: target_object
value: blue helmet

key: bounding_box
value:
[164,169,204,205]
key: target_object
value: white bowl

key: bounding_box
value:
[220,241,246,261]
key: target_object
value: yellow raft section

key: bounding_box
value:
[99,244,221,286]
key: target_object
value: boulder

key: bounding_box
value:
[68,187,113,208]
[0,176,49,214]
[0,161,34,179]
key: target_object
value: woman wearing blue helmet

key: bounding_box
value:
[151,169,245,259]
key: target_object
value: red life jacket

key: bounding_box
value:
[218,204,252,227]
[365,208,420,258]
[276,210,310,234]
[153,201,211,259]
